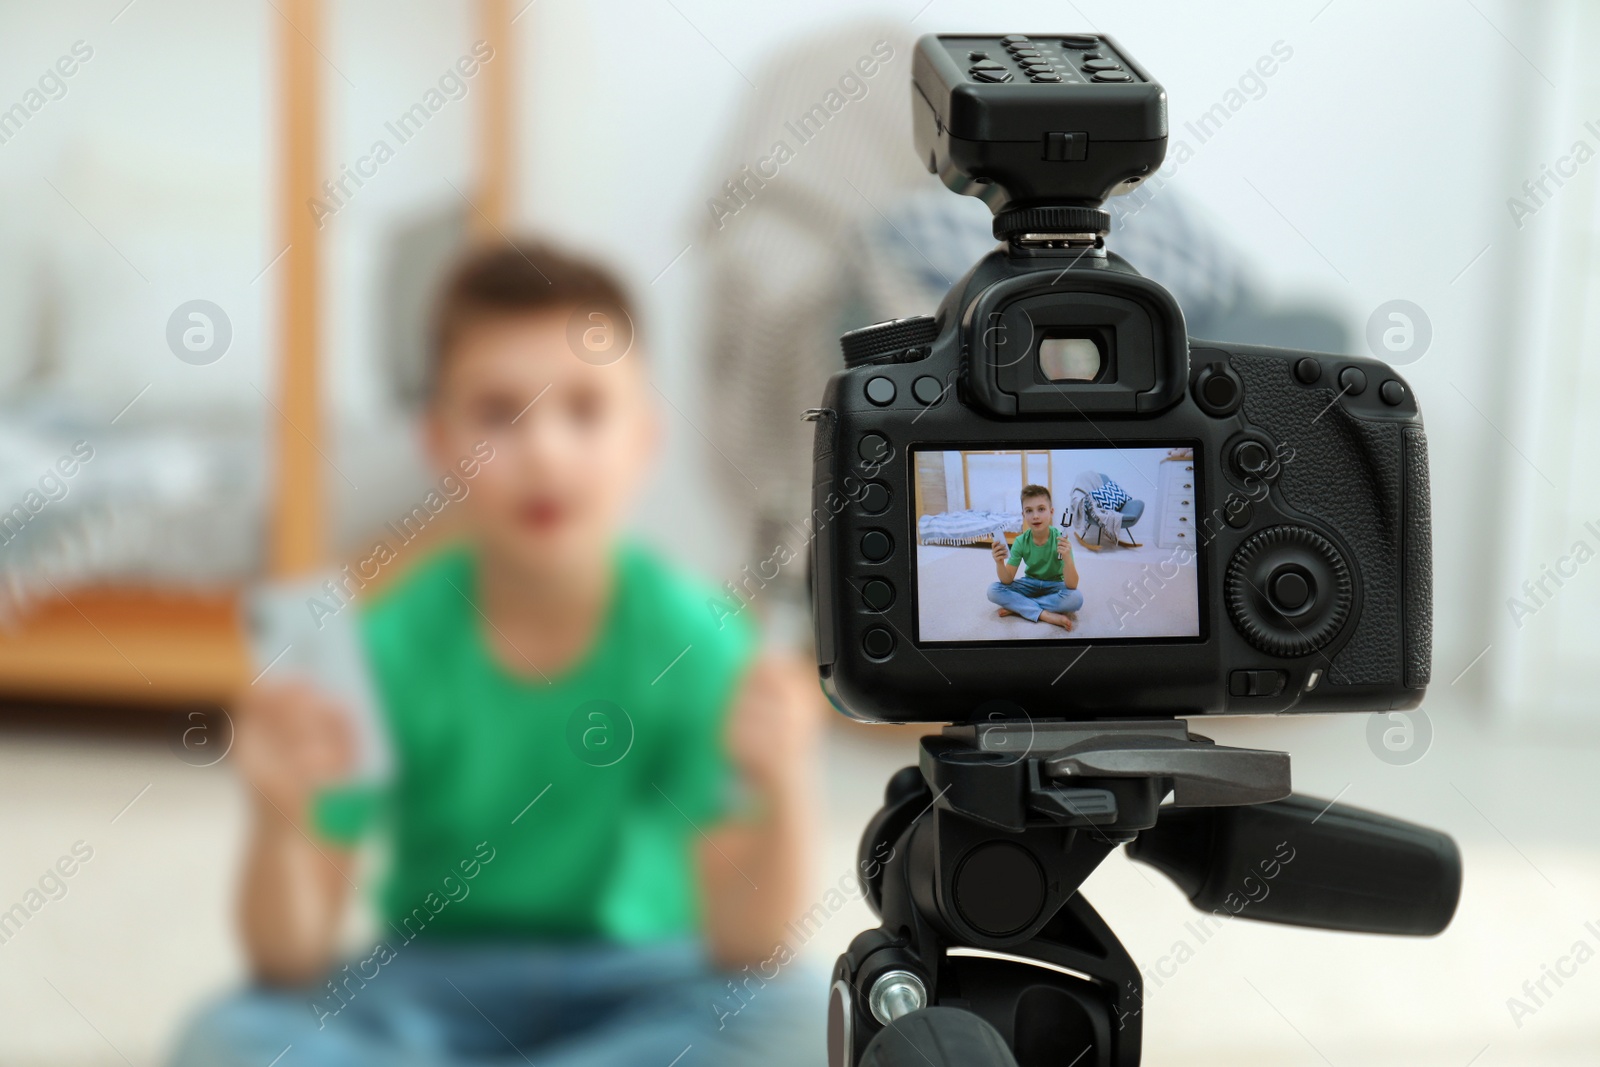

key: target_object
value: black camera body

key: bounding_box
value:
[810,33,1432,725]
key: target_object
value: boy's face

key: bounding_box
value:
[1022,495,1052,531]
[425,308,657,577]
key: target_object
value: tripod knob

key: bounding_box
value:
[885,765,927,806]
[861,1008,1018,1067]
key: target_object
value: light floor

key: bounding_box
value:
[916,541,1200,642]
[2,700,1599,1065]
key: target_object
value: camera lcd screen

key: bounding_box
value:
[912,446,1201,643]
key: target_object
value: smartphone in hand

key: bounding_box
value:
[245,574,392,784]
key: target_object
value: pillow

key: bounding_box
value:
[1089,479,1130,511]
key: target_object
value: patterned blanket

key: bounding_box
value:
[918,509,1023,546]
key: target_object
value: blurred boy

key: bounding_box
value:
[987,484,1082,630]
[172,243,822,1066]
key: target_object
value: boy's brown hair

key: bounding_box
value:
[1021,484,1052,506]
[427,240,637,396]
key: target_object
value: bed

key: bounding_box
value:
[917,509,1024,547]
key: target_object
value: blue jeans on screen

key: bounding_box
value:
[168,939,824,1067]
[987,576,1084,622]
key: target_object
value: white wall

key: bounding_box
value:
[0,0,1577,722]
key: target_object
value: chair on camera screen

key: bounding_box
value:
[1067,471,1144,550]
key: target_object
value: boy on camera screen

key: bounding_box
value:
[987,485,1083,631]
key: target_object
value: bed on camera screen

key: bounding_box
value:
[911,445,1202,643]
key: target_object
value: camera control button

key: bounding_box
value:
[862,580,894,612]
[859,433,891,463]
[1229,669,1287,698]
[860,483,890,514]
[1231,440,1272,477]
[1091,70,1133,82]
[1294,357,1322,384]
[912,376,944,405]
[1338,366,1368,395]
[970,59,1005,70]
[865,377,896,406]
[1061,35,1098,49]
[1031,72,1063,82]
[1192,364,1243,416]
[1224,495,1254,529]
[1381,379,1407,406]
[1083,58,1122,71]
[1226,525,1353,657]
[861,530,893,562]
[971,68,1013,83]
[1204,376,1236,406]
[840,315,937,368]
[1268,568,1311,613]
[1001,34,1030,44]
[863,627,895,658]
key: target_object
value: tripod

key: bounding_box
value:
[827,720,1462,1067]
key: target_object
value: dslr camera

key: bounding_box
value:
[811,32,1431,725]
[812,34,1455,1067]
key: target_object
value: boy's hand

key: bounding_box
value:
[1057,533,1072,560]
[726,656,822,794]
[991,540,1009,564]
[233,681,354,825]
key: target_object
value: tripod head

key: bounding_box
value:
[830,722,1462,1067]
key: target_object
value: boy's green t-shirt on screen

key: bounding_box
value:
[315,541,754,944]
[1007,524,1066,583]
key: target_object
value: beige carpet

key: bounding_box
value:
[915,541,1200,642]
[5,707,1600,1064]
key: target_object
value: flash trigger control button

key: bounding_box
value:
[865,377,896,405]
[1381,380,1407,406]
[863,627,895,658]
[1339,367,1368,395]
[1294,357,1321,384]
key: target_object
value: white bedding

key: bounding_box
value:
[917,509,1023,546]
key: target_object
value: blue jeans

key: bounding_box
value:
[987,576,1084,622]
[168,940,824,1067]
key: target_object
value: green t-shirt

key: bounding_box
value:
[315,541,754,944]
[1007,524,1067,583]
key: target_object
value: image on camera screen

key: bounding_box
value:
[912,446,1201,643]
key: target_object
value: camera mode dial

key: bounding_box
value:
[1225,525,1353,657]
[840,316,939,369]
